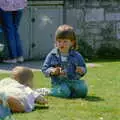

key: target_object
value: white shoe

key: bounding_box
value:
[17,56,24,62]
[3,59,17,64]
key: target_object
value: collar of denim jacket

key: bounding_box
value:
[51,48,75,57]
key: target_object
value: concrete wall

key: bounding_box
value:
[19,1,63,59]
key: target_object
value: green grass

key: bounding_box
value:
[0,60,120,120]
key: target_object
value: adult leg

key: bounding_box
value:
[51,83,71,98]
[13,10,23,57]
[70,80,88,98]
[1,10,17,58]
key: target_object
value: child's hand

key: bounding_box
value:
[35,96,48,105]
[76,66,84,75]
[50,67,61,76]
[60,70,66,76]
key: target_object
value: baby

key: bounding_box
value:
[0,66,47,113]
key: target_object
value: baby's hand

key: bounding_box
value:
[76,66,84,74]
[60,70,66,76]
[50,67,61,76]
[35,96,48,105]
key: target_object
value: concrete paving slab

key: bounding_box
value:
[0,61,43,73]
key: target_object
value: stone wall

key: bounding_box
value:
[65,0,120,56]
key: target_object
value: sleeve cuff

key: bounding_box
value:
[44,67,54,77]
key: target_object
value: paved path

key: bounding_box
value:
[0,61,43,73]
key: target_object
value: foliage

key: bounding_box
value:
[77,38,94,59]
[96,43,120,58]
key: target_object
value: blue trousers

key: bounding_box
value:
[51,80,88,98]
[0,9,23,58]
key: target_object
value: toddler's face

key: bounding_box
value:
[56,39,72,53]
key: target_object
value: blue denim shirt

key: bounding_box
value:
[42,48,87,85]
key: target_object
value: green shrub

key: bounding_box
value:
[77,38,94,59]
[96,43,120,58]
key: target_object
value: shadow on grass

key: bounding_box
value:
[87,58,120,63]
[49,95,104,102]
[85,96,104,102]
[12,105,49,115]
[34,104,49,110]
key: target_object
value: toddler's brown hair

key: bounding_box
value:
[55,24,77,49]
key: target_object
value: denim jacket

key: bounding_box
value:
[42,48,87,84]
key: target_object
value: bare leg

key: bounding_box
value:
[7,97,25,112]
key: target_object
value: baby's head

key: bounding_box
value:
[11,66,33,88]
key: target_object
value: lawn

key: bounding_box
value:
[0,60,120,120]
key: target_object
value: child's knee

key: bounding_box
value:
[72,80,88,98]
[78,85,88,98]
[72,86,88,98]
[60,86,71,98]
[51,84,71,98]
